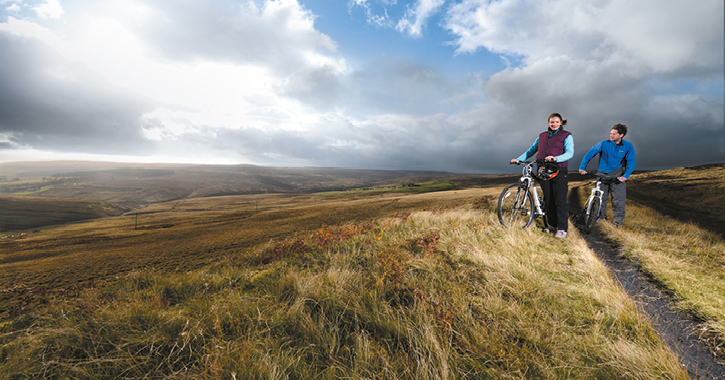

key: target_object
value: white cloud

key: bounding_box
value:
[445,0,723,75]
[396,0,445,37]
[348,0,394,28]
[0,0,722,172]
[33,0,63,19]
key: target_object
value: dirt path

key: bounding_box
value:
[582,230,725,380]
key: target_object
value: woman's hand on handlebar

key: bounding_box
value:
[579,169,587,175]
[510,158,520,164]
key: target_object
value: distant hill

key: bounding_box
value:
[0,195,130,232]
[0,161,502,208]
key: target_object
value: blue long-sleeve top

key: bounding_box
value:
[515,132,574,163]
[578,139,636,178]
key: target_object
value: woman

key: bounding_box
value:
[510,113,574,238]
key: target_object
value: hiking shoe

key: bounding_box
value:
[554,230,567,238]
[542,227,553,234]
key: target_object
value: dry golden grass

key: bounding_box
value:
[571,163,725,360]
[627,163,725,237]
[0,201,688,379]
[1,163,721,378]
[0,188,496,322]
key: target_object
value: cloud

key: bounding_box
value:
[348,0,393,28]
[0,25,154,154]
[33,0,63,19]
[444,0,723,76]
[396,0,445,37]
[0,0,722,173]
[441,0,724,170]
[131,0,342,75]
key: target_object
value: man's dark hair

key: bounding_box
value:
[548,113,568,125]
[612,123,627,136]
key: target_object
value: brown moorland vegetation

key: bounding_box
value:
[0,195,129,232]
[626,163,725,237]
[1,161,723,378]
[0,160,489,208]
[1,190,690,379]
[0,187,491,322]
[570,163,725,362]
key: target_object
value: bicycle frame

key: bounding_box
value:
[518,164,545,217]
[582,173,620,232]
[586,180,604,213]
[498,159,551,229]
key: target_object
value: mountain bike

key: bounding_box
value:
[497,160,546,229]
[581,172,620,233]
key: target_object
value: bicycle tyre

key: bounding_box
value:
[583,196,601,233]
[497,183,535,229]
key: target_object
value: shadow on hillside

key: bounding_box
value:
[627,188,725,240]
[567,186,586,228]
[569,178,725,241]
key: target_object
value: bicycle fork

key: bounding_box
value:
[587,183,603,215]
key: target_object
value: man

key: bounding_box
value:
[578,123,636,227]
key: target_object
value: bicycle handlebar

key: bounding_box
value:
[582,171,621,184]
[510,158,546,165]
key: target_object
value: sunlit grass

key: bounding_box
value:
[595,200,725,359]
[0,204,688,379]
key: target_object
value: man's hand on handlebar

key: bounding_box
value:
[579,169,587,175]
[510,159,520,164]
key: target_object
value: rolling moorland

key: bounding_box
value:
[0,161,723,379]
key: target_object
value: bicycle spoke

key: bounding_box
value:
[498,183,535,229]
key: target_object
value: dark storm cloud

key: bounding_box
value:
[0,32,155,155]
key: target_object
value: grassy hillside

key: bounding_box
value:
[2,163,723,378]
[0,201,688,379]
[570,163,725,361]
[0,190,488,321]
[0,160,510,231]
[0,195,129,232]
[0,161,484,208]
[625,163,725,237]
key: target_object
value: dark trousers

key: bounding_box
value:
[596,168,626,225]
[539,167,569,231]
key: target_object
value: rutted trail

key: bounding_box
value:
[582,231,724,380]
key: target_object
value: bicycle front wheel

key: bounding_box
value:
[497,183,535,229]
[583,196,601,233]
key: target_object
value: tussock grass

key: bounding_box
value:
[595,201,725,359]
[574,164,725,360]
[0,205,688,379]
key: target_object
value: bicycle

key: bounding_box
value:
[497,159,547,229]
[581,172,620,233]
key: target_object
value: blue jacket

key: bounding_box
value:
[579,139,636,178]
[516,128,574,164]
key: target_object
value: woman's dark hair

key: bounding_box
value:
[612,123,627,136]
[548,113,567,125]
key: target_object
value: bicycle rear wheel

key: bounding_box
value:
[497,183,535,229]
[583,196,601,233]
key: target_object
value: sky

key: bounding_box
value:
[0,0,723,174]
